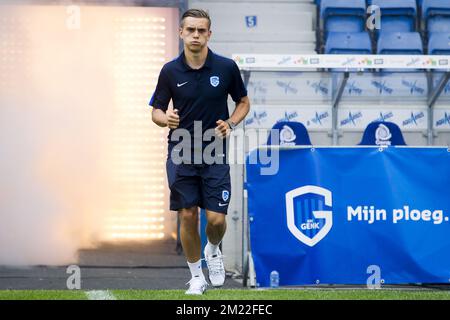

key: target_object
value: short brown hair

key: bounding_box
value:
[181,9,211,29]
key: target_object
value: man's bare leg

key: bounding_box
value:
[179,206,207,294]
[205,210,227,245]
[178,206,201,263]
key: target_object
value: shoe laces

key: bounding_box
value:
[186,276,207,288]
[205,253,225,276]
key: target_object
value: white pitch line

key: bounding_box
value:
[86,290,116,300]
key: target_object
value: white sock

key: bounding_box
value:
[205,241,220,256]
[187,260,204,279]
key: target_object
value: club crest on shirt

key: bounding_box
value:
[210,76,220,87]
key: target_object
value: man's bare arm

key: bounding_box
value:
[216,96,250,137]
[152,108,180,129]
[229,96,250,125]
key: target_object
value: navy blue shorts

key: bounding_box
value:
[166,159,231,214]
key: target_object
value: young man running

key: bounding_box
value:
[150,9,250,295]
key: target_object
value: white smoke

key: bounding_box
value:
[0,4,117,266]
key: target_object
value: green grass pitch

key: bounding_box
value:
[0,289,449,300]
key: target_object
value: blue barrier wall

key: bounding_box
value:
[246,147,450,287]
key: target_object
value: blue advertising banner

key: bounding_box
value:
[246,147,450,287]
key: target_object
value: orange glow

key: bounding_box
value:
[0,5,178,265]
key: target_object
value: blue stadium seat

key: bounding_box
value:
[267,121,312,146]
[321,0,366,19]
[370,0,417,38]
[359,121,407,146]
[428,16,450,33]
[369,0,417,17]
[422,0,450,19]
[377,32,423,54]
[428,32,450,54]
[379,16,415,33]
[325,16,365,34]
[321,0,367,34]
[326,32,372,54]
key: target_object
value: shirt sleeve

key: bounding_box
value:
[149,68,171,111]
[228,61,248,103]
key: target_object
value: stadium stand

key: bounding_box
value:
[317,0,450,54]
[189,0,317,57]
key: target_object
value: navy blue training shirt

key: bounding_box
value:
[149,48,247,159]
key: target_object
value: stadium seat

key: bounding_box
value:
[369,0,418,17]
[428,16,450,33]
[422,0,450,19]
[320,0,366,19]
[377,32,423,72]
[370,0,418,39]
[377,32,424,54]
[325,32,372,54]
[266,121,312,146]
[325,16,365,34]
[379,16,415,33]
[320,0,367,35]
[370,0,417,38]
[428,32,450,54]
[359,121,407,146]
